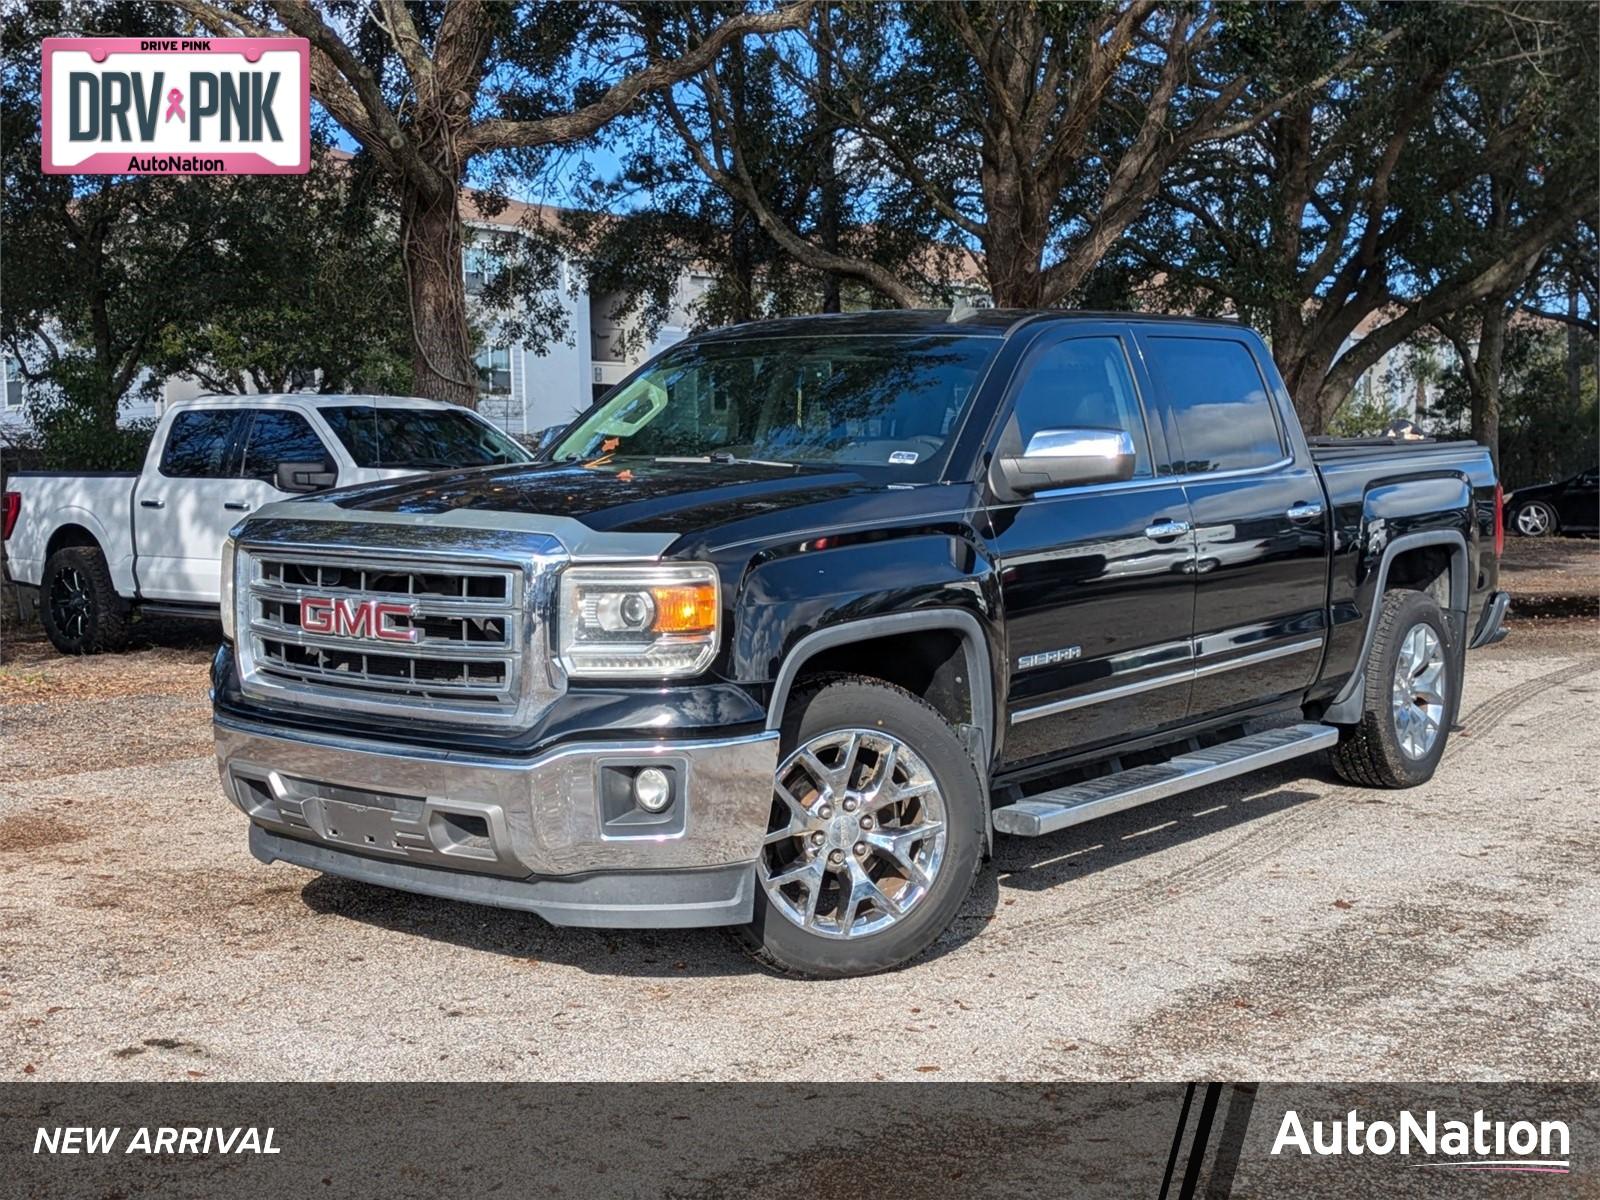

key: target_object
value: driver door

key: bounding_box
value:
[980,328,1198,770]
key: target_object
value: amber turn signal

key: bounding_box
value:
[650,584,717,633]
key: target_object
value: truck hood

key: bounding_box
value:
[316,458,883,535]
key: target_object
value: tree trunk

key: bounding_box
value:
[1469,301,1509,473]
[981,200,1046,309]
[815,5,841,314]
[1567,281,1581,407]
[401,181,478,408]
[1275,337,1339,435]
[726,38,756,324]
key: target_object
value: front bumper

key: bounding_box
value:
[216,715,780,928]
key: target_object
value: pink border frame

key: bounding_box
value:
[41,36,310,174]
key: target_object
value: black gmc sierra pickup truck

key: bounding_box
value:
[212,310,1508,976]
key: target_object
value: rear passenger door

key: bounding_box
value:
[983,327,1198,769]
[1134,330,1330,719]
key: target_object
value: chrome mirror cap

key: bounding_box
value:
[997,427,1137,494]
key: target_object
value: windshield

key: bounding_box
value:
[551,333,998,476]
[319,405,531,469]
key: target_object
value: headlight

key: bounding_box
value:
[219,535,238,640]
[557,563,719,678]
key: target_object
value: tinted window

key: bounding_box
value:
[1141,336,1284,473]
[241,410,332,484]
[319,406,529,469]
[160,410,241,478]
[1009,336,1152,478]
[552,334,997,479]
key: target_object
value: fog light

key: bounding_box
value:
[633,767,672,813]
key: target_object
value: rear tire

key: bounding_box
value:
[738,675,984,977]
[40,545,130,655]
[1331,589,1454,788]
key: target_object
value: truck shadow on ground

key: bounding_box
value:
[293,762,1332,978]
[297,867,1001,978]
[990,760,1331,896]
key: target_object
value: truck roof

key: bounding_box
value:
[689,308,1249,342]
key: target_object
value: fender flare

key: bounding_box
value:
[764,609,998,846]
[1324,529,1469,724]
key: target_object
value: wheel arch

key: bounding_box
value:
[1324,529,1469,725]
[46,522,105,559]
[764,610,998,846]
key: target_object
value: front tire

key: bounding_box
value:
[1331,589,1455,788]
[739,676,984,977]
[1512,500,1558,538]
[40,545,130,655]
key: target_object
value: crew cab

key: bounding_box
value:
[4,394,530,654]
[210,312,1509,977]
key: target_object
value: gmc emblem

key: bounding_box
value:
[299,596,419,643]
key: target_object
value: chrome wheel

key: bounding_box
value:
[48,565,91,642]
[1391,623,1447,759]
[758,729,947,939]
[1514,503,1553,537]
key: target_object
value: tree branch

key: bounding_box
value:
[467,2,812,153]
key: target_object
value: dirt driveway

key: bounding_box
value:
[2,572,1596,1082]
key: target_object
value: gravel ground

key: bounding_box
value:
[1,594,1596,1083]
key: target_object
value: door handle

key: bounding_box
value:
[139,499,164,509]
[224,502,250,512]
[1286,501,1324,522]
[1144,519,1191,540]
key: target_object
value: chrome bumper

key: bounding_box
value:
[215,716,780,926]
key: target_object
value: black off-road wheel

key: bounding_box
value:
[1331,589,1455,788]
[738,675,985,978]
[40,545,130,655]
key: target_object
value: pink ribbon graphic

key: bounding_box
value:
[164,88,185,123]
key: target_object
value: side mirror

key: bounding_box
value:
[996,428,1137,495]
[275,461,337,494]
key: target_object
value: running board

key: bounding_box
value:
[991,723,1339,837]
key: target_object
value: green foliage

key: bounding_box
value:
[1329,394,1411,439]
[26,366,158,470]
[146,146,412,396]
[1424,326,1598,490]
[2,3,411,468]
[1138,1,1598,429]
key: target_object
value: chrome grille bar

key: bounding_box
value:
[236,544,544,726]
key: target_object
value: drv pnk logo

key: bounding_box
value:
[42,37,308,174]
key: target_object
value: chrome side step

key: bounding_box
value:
[991,723,1339,837]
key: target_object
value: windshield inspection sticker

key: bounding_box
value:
[42,37,309,174]
[888,451,920,465]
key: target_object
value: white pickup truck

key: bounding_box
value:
[3,394,531,654]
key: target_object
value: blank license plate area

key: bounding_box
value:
[317,798,404,851]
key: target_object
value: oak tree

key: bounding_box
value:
[174,0,811,405]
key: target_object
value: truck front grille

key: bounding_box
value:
[238,549,536,725]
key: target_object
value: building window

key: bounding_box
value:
[476,345,511,396]
[465,239,510,296]
[3,358,22,409]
